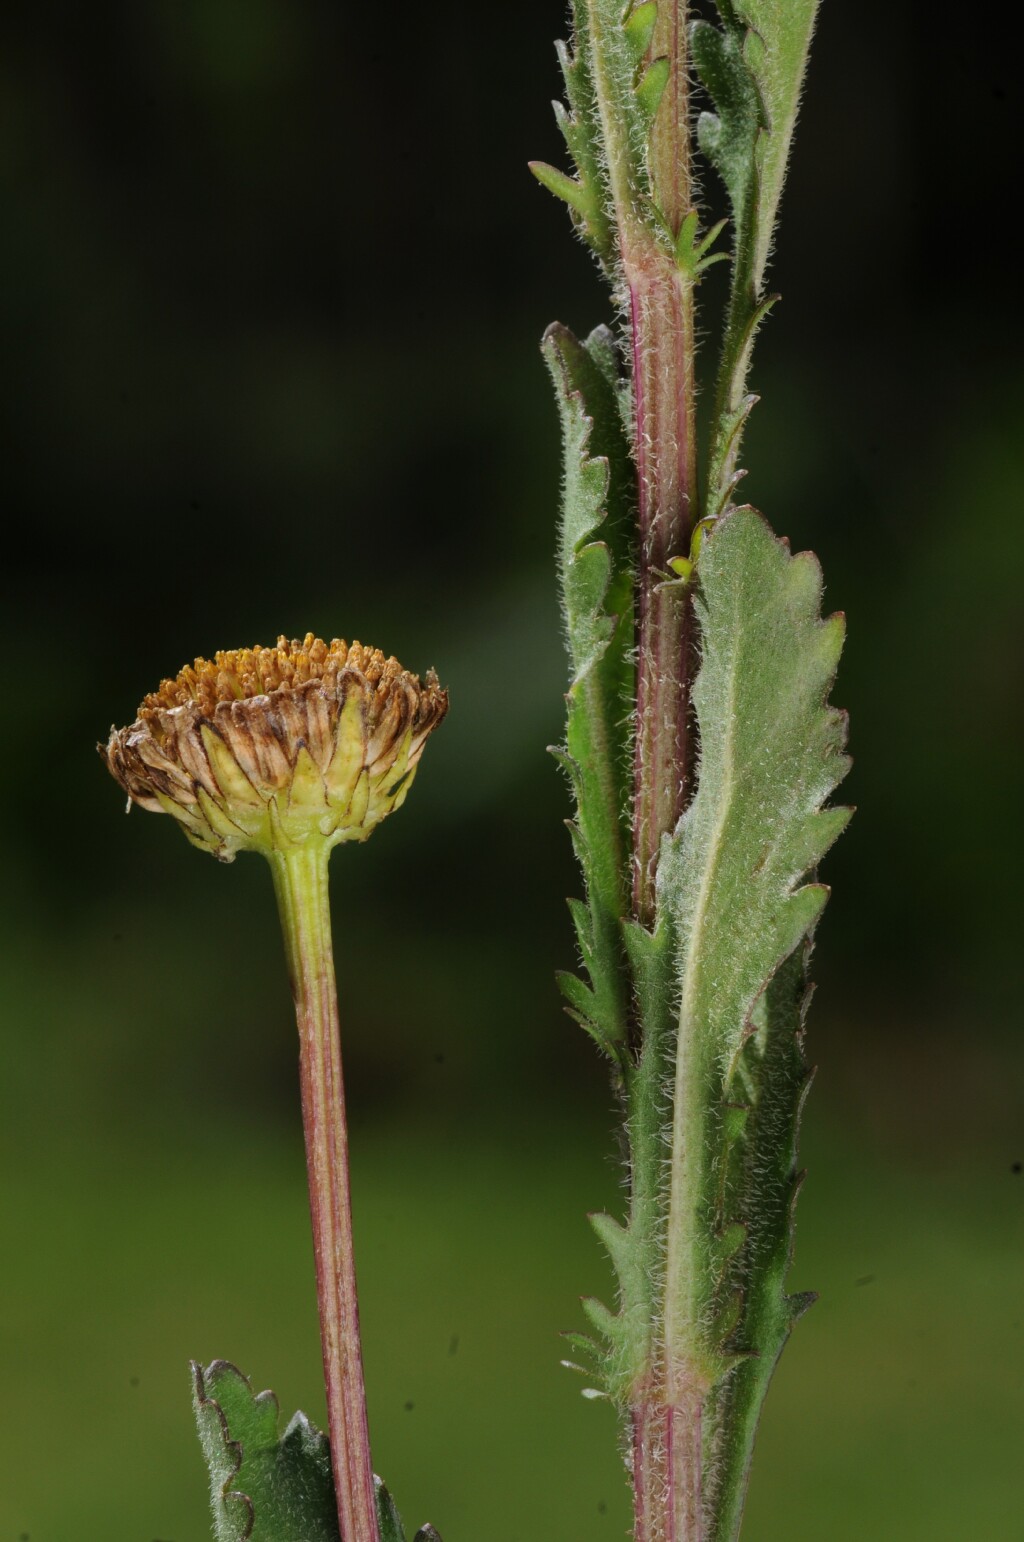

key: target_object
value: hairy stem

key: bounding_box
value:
[649,0,692,235]
[629,0,698,925]
[544,3,834,1539]
[628,5,706,1535]
[628,7,703,1537]
[630,1023,713,1542]
[663,1013,716,1542]
[629,248,697,925]
[632,1395,706,1542]
[270,843,380,1542]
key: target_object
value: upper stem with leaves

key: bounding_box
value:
[535,3,846,1539]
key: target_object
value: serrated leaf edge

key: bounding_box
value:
[192,1359,273,1541]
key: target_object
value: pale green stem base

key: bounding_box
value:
[270,841,381,1542]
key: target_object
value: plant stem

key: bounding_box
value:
[630,6,704,1537]
[270,841,380,1542]
[662,1013,715,1542]
[630,963,719,1542]
[629,252,697,925]
[633,1385,709,1542]
[628,0,698,927]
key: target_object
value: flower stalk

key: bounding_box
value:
[102,634,447,1540]
[271,840,379,1542]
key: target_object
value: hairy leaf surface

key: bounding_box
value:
[703,945,816,1542]
[377,1474,444,1542]
[192,1362,440,1542]
[664,507,849,1078]
[660,508,849,1382]
[532,0,675,272]
[695,0,822,511]
[732,0,822,291]
[543,322,634,1060]
[530,2,614,267]
[192,1360,340,1542]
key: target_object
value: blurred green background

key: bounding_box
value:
[2,2,1022,1538]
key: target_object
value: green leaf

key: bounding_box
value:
[581,1293,620,1343]
[695,1,822,514]
[193,1364,443,1542]
[658,507,849,1385]
[635,55,671,123]
[623,0,658,65]
[538,0,674,269]
[703,945,817,1542]
[732,0,822,291]
[543,323,634,1061]
[376,1476,408,1542]
[675,211,731,279]
[696,0,822,294]
[560,1329,604,1377]
[375,1476,445,1542]
[666,505,849,1086]
[192,1360,340,1542]
[529,161,598,223]
[565,907,679,1405]
[540,15,618,267]
[692,19,763,262]
[587,1206,661,1392]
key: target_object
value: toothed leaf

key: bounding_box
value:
[587,1208,660,1394]
[192,1361,340,1542]
[582,1294,621,1344]
[566,895,595,963]
[664,507,849,1097]
[696,0,820,294]
[529,161,598,222]
[731,0,822,290]
[692,19,763,254]
[376,1477,408,1542]
[676,212,731,279]
[375,1475,445,1542]
[658,507,849,1390]
[539,18,617,266]
[561,1330,604,1370]
[556,968,614,1056]
[539,0,673,266]
[703,947,817,1542]
[598,912,679,1398]
[569,911,682,1405]
[697,0,823,512]
[543,323,634,1062]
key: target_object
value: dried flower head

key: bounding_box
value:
[102,634,448,860]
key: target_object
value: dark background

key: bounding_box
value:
[2,3,1022,1538]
